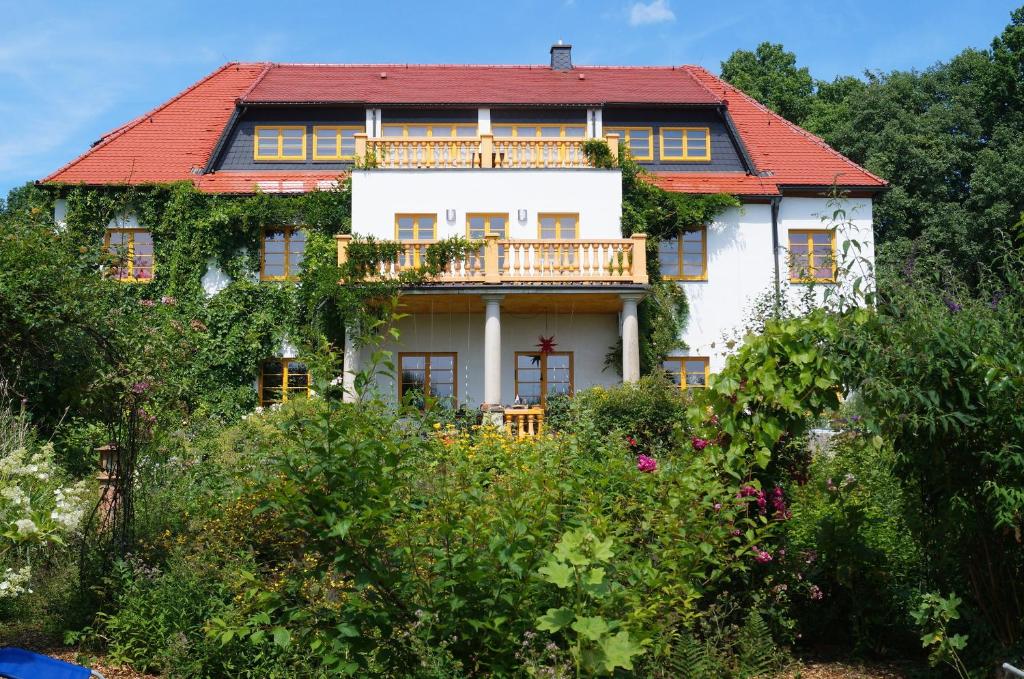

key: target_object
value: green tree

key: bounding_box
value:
[720,42,815,125]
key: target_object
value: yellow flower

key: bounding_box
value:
[433,422,442,430]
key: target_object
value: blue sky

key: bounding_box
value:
[1,0,1020,199]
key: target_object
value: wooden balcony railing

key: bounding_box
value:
[505,407,544,438]
[337,233,649,285]
[355,133,620,170]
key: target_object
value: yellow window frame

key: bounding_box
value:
[514,351,574,405]
[491,123,587,138]
[604,126,654,161]
[661,227,708,281]
[395,213,438,241]
[788,229,837,283]
[662,357,710,390]
[465,213,510,239]
[104,227,155,283]
[254,125,307,161]
[259,227,305,281]
[659,126,711,162]
[537,213,580,239]
[380,123,477,138]
[312,125,363,160]
[258,358,310,406]
[398,352,458,404]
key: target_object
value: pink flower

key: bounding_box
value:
[731,528,742,537]
[809,585,824,601]
[713,502,722,511]
[771,485,792,520]
[138,299,156,308]
[691,436,710,451]
[131,381,151,395]
[708,414,720,426]
[161,296,176,306]
[753,548,773,564]
[636,454,657,473]
[626,436,637,448]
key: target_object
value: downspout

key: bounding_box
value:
[771,195,782,318]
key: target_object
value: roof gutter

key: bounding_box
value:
[202,104,245,175]
[771,195,782,318]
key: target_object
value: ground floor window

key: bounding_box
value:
[515,352,573,405]
[260,358,310,406]
[399,353,456,406]
[662,356,710,389]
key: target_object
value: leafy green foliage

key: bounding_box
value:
[720,42,815,125]
[536,526,642,676]
[912,592,971,678]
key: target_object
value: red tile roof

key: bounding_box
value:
[681,66,886,191]
[241,63,721,106]
[43,63,267,186]
[42,61,886,196]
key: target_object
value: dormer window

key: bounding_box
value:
[660,127,711,162]
[604,127,653,161]
[381,124,476,138]
[254,126,306,161]
[313,126,361,160]
[492,124,585,139]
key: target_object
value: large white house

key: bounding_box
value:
[44,45,885,425]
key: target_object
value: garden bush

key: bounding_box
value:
[558,373,692,454]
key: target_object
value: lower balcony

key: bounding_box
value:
[337,233,649,285]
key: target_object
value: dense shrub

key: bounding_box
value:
[784,424,925,654]
[558,374,692,454]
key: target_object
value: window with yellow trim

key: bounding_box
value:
[395,214,437,241]
[313,126,361,160]
[538,213,579,239]
[467,213,509,269]
[658,227,707,280]
[662,357,710,389]
[492,124,586,138]
[604,126,653,160]
[259,358,309,406]
[788,230,836,283]
[254,126,306,160]
[381,123,477,138]
[515,352,573,405]
[260,227,306,280]
[660,127,711,161]
[399,353,457,406]
[105,228,154,282]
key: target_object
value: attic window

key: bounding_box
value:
[254,126,307,161]
[660,127,711,162]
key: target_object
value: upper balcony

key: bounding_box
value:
[354,133,621,170]
[336,233,648,286]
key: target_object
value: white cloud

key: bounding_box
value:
[628,0,675,26]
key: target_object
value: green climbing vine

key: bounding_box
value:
[590,141,740,373]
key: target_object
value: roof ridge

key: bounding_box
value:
[683,65,886,186]
[42,62,242,184]
[237,62,273,102]
[255,62,698,70]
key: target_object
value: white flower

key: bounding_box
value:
[0,566,32,599]
[15,518,38,535]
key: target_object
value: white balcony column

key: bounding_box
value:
[478,108,491,135]
[482,294,504,418]
[342,325,361,403]
[621,293,643,383]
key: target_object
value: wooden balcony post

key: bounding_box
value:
[480,133,494,168]
[630,233,648,284]
[336,234,352,267]
[483,233,501,283]
[605,133,620,163]
[354,133,368,163]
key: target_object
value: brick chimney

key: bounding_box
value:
[550,41,573,71]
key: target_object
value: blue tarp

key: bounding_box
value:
[0,648,93,679]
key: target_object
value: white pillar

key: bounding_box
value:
[342,325,361,403]
[478,107,491,134]
[621,293,643,383]
[482,294,503,408]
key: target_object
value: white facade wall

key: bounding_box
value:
[370,312,621,406]
[678,197,874,372]
[351,169,622,240]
